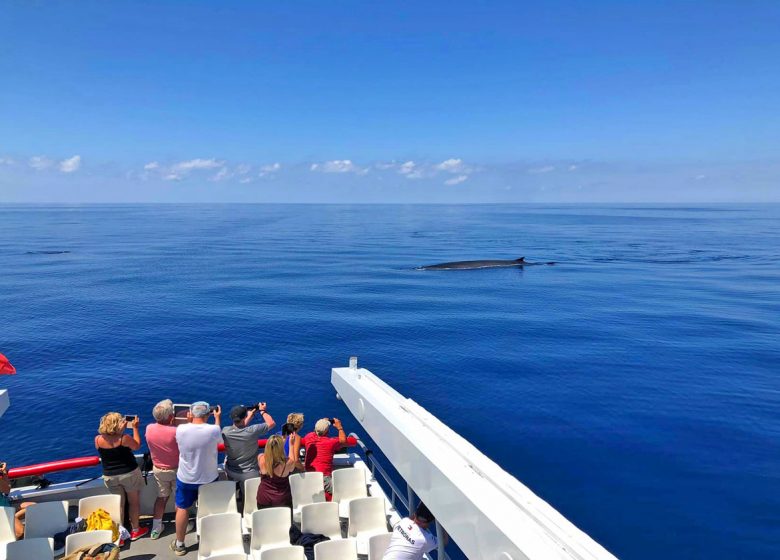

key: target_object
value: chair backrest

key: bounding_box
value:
[367,532,393,560]
[347,497,387,536]
[260,545,305,560]
[64,529,114,556]
[5,537,54,560]
[242,477,262,518]
[300,502,341,540]
[314,538,357,560]
[24,501,69,539]
[198,512,244,558]
[198,480,239,519]
[78,494,122,525]
[0,506,17,543]
[331,468,367,504]
[289,472,325,511]
[249,507,291,553]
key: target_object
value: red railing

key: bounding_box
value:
[7,437,358,479]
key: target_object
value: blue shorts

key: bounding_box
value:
[175,477,219,509]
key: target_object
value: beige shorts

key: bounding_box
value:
[103,467,144,494]
[153,467,177,498]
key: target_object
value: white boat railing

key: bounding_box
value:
[351,433,451,560]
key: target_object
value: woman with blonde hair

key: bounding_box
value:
[94,412,148,541]
[256,434,297,509]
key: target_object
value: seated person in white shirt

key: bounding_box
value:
[384,502,446,560]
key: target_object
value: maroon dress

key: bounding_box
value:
[256,471,292,508]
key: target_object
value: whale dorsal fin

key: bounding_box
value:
[516,257,526,262]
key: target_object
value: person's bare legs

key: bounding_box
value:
[175,506,189,542]
[126,490,141,531]
[153,495,168,523]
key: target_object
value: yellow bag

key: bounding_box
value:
[85,508,118,543]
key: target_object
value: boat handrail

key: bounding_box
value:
[350,433,452,560]
[7,436,360,480]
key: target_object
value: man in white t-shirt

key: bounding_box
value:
[170,401,222,556]
[383,502,442,560]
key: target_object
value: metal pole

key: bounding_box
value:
[435,520,446,559]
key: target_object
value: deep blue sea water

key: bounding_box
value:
[0,204,778,558]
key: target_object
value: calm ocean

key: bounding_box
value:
[0,204,778,558]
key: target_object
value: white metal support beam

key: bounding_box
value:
[332,365,617,560]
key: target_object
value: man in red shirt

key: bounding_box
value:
[301,417,347,497]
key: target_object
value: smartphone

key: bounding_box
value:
[124,414,137,422]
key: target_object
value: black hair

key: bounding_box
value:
[415,502,434,522]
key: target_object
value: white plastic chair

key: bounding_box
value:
[367,532,393,560]
[313,538,357,560]
[23,501,68,539]
[0,506,17,545]
[204,555,249,560]
[259,546,305,560]
[331,468,367,518]
[197,480,238,534]
[5,537,53,560]
[288,472,325,522]
[78,494,122,525]
[249,507,291,558]
[347,497,389,554]
[198,512,245,560]
[64,529,114,556]
[242,477,262,531]
[300,502,342,541]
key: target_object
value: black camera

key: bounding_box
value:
[281,422,297,436]
[245,403,260,412]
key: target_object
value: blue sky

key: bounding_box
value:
[1,1,779,202]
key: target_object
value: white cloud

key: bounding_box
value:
[0,156,15,166]
[159,158,223,181]
[210,167,232,182]
[694,174,707,181]
[235,164,251,175]
[568,164,578,171]
[310,160,367,174]
[528,165,556,174]
[239,177,253,184]
[398,161,417,175]
[29,156,54,170]
[172,158,222,172]
[259,162,281,177]
[144,161,160,170]
[435,158,466,173]
[59,155,81,173]
[374,161,397,170]
[444,174,468,186]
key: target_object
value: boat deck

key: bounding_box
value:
[7,453,403,560]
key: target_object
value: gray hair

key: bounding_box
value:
[191,401,210,418]
[152,399,174,423]
[314,418,331,435]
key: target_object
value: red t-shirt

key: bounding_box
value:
[301,432,344,477]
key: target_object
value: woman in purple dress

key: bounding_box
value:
[256,434,297,509]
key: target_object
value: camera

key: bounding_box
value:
[245,403,260,412]
[281,422,297,436]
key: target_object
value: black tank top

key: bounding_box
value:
[97,441,138,476]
